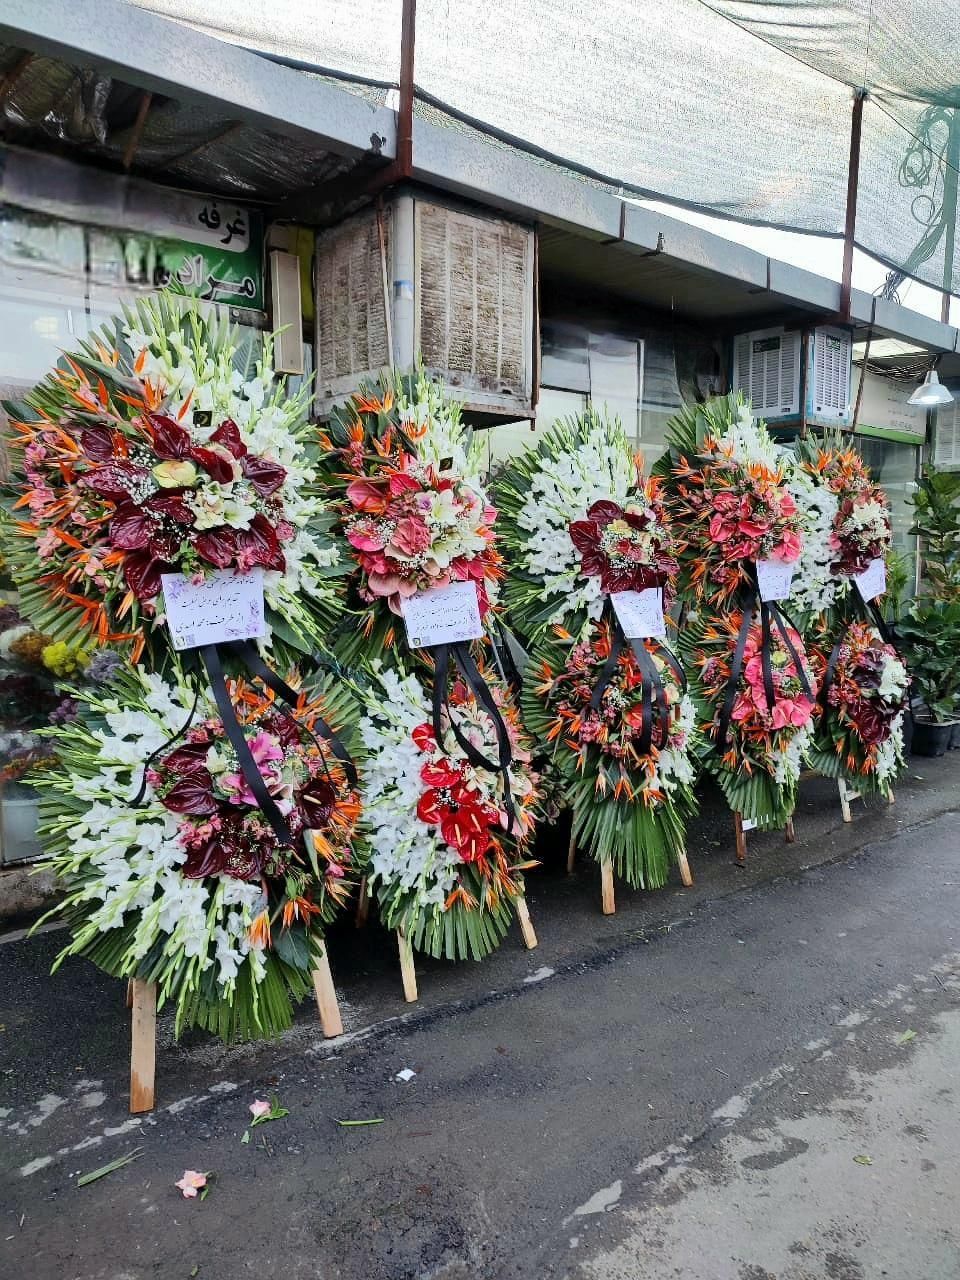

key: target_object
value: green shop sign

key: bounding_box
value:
[120,200,264,310]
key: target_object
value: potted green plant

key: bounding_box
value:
[897,599,960,756]
[907,467,960,747]
[908,467,960,599]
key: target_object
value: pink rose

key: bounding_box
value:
[391,516,432,556]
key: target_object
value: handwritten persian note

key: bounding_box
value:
[161,568,266,651]
[610,588,666,640]
[756,558,795,603]
[741,818,759,832]
[853,557,886,602]
[400,581,483,649]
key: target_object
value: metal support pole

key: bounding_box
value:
[840,91,866,322]
[397,0,416,177]
[940,108,959,325]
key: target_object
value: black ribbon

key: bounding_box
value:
[431,640,517,835]
[199,642,295,849]
[129,680,203,808]
[225,639,357,788]
[818,579,908,714]
[132,640,357,852]
[488,620,528,696]
[589,599,687,758]
[715,579,814,751]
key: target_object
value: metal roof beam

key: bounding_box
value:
[0,0,396,161]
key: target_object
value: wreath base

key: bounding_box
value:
[567,771,694,890]
[48,891,324,1043]
[805,744,898,803]
[712,764,798,832]
[374,869,522,962]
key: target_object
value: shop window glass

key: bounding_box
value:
[854,435,920,585]
[476,389,587,473]
[588,334,640,443]
[539,313,695,467]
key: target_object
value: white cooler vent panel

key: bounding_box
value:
[416,202,532,400]
[810,327,852,419]
[315,196,534,417]
[316,208,390,400]
[732,328,802,419]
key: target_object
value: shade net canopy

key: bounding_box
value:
[128,0,960,298]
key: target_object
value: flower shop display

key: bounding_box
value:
[494,411,698,894]
[356,662,538,961]
[492,410,648,645]
[317,373,539,964]
[661,396,816,833]
[807,619,907,797]
[524,620,698,890]
[0,583,116,862]
[4,293,344,668]
[34,664,365,1042]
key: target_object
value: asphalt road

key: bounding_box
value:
[1,766,958,1279]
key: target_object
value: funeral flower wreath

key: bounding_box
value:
[495,410,699,888]
[34,665,364,1040]
[5,293,344,666]
[317,373,540,959]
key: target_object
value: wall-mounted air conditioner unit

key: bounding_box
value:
[731,324,853,427]
[314,194,535,420]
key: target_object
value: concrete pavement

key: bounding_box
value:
[0,763,957,1278]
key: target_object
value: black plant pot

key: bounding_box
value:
[950,722,960,750]
[911,717,958,758]
[902,712,914,757]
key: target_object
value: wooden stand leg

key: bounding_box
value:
[733,813,747,866]
[312,946,343,1038]
[355,876,370,928]
[566,828,577,875]
[515,895,538,949]
[397,931,418,1003]
[838,778,853,823]
[887,788,896,806]
[129,979,157,1115]
[600,859,616,915]
[784,816,796,844]
[125,978,133,1009]
[676,850,694,888]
